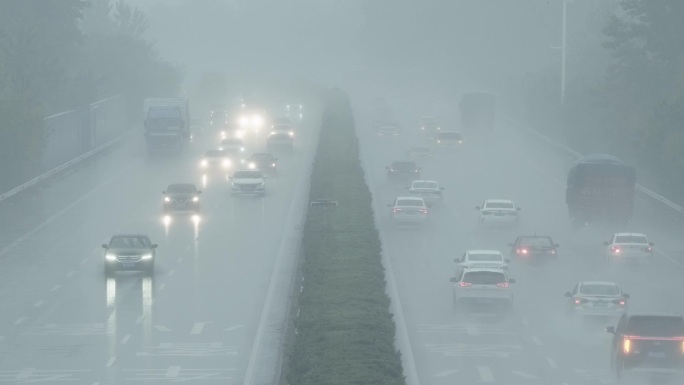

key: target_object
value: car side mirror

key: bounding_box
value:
[440,187,445,190]
[101,244,108,249]
[385,166,389,170]
[505,259,511,263]
[475,206,481,210]
[426,204,432,208]
[387,203,393,207]
[623,293,630,299]
[449,277,458,283]
[197,190,202,194]
[507,243,514,247]
[564,292,572,297]
[508,278,516,284]
[162,191,166,194]
[554,244,560,248]
[649,242,654,246]
[516,207,522,211]
[603,241,610,246]
[605,326,615,334]
[151,244,158,249]
[454,258,461,262]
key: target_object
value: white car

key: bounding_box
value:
[407,180,444,204]
[229,170,266,195]
[604,233,654,262]
[455,250,510,270]
[388,197,429,225]
[476,199,521,227]
[200,150,233,172]
[450,267,515,309]
[564,281,629,317]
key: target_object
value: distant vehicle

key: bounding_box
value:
[565,281,628,318]
[476,199,521,227]
[407,180,444,204]
[238,107,267,132]
[419,116,440,137]
[388,196,429,225]
[267,132,294,150]
[604,233,654,263]
[435,131,463,145]
[200,150,233,172]
[376,124,401,137]
[459,92,496,131]
[509,235,558,259]
[220,138,245,153]
[455,250,509,270]
[209,110,228,127]
[103,234,157,274]
[450,267,515,310]
[247,153,278,174]
[162,183,201,214]
[386,161,421,181]
[566,154,636,224]
[606,313,684,380]
[221,123,245,140]
[286,103,303,117]
[143,98,190,154]
[229,170,266,195]
[407,146,433,158]
[271,117,294,135]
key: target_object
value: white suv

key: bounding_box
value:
[450,268,515,309]
[604,233,654,263]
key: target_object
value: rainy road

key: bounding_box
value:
[355,96,684,385]
[0,113,315,384]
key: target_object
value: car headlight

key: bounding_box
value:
[201,159,208,167]
[248,162,256,169]
[222,159,231,168]
[192,196,199,202]
[141,254,153,260]
[271,163,276,167]
[288,132,294,137]
[164,196,170,202]
[252,115,264,127]
[105,254,117,261]
[240,147,245,152]
[239,116,249,126]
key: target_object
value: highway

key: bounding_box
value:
[0,111,316,384]
[354,94,684,385]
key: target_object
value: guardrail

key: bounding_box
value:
[503,116,684,217]
[0,129,133,203]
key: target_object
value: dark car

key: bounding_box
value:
[163,183,201,214]
[247,153,278,174]
[102,234,157,274]
[509,236,558,259]
[607,313,684,380]
[267,132,294,150]
[386,161,421,181]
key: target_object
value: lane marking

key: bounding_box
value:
[191,322,206,335]
[165,366,181,378]
[224,325,245,332]
[169,269,175,277]
[159,283,166,291]
[16,368,34,380]
[466,325,479,336]
[50,284,61,292]
[512,370,539,379]
[105,357,116,367]
[177,256,184,263]
[433,369,459,378]
[521,318,530,326]
[121,334,131,344]
[33,300,44,308]
[14,317,27,326]
[154,325,171,332]
[532,335,543,346]
[135,315,144,324]
[80,258,88,265]
[477,366,495,382]
[66,270,76,277]
[547,357,558,368]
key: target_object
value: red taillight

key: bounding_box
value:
[646,246,653,252]
[459,282,472,287]
[574,297,587,305]
[496,282,509,288]
[623,338,631,354]
[613,299,626,306]
[611,246,621,253]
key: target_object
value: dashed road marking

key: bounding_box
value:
[105,356,116,367]
[433,369,459,378]
[466,325,479,336]
[512,370,539,379]
[33,300,44,308]
[14,317,27,326]
[66,270,75,277]
[547,357,557,368]
[178,256,185,263]
[532,335,543,346]
[165,366,181,378]
[16,368,34,380]
[121,334,131,344]
[50,284,61,292]
[80,258,88,265]
[154,325,171,332]
[159,283,166,291]
[191,322,206,335]
[169,269,175,277]
[477,366,495,382]
[223,325,245,332]
[135,315,144,324]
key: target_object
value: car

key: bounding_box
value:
[376,124,401,137]
[162,183,201,214]
[406,180,444,204]
[209,110,229,127]
[387,196,429,225]
[435,131,463,145]
[604,233,654,263]
[386,161,421,181]
[419,116,440,134]
[103,234,157,274]
[200,150,233,172]
[267,132,294,150]
[454,250,510,270]
[407,146,434,158]
[229,169,266,195]
[220,123,244,140]
[606,313,684,380]
[271,117,294,137]
[238,109,267,132]
[449,267,515,310]
[246,153,278,174]
[564,281,629,318]
[509,235,558,259]
[476,199,521,227]
[220,138,245,152]
[286,103,303,114]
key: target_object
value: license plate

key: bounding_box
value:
[122,263,135,268]
[476,298,493,303]
[648,352,666,358]
[593,302,607,307]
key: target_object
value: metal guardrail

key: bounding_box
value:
[503,116,684,216]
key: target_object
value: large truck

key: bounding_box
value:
[566,154,636,224]
[143,98,190,155]
[459,92,496,131]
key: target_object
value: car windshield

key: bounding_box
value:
[396,199,424,207]
[468,253,502,262]
[205,150,226,158]
[463,271,506,285]
[110,236,148,249]
[167,184,197,194]
[391,162,417,171]
[485,202,514,209]
[222,139,242,146]
[626,316,684,337]
[615,235,648,244]
[580,284,620,296]
[412,182,438,189]
[234,171,263,179]
[519,237,554,247]
[439,132,462,140]
[251,154,274,161]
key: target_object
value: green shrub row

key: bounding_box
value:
[285,89,405,385]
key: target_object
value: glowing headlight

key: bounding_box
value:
[248,162,256,169]
[252,115,264,127]
[271,163,276,167]
[239,116,249,126]
[164,196,170,202]
[105,254,117,261]
[192,196,199,202]
[288,131,294,137]
[222,159,231,168]
[201,159,208,167]
[240,147,245,152]
[141,254,153,260]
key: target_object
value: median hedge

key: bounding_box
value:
[285,89,405,385]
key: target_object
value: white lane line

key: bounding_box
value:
[466,325,479,336]
[547,357,558,368]
[159,283,166,291]
[169,269,175,276]
[184,246,191,252]
[14,317,27,326]
[0,336,4,341]
[50,284,61,292]
[105,357,116,367]
[135,315,144,324]
[33,300,44,308]
[433,369,459,378]
[121,334,131,344]
[165,366,181,378]
[177,256,184,263]
[92,382,100,385]
[154,325,171,332]
[65,270,76,277]
[477,366,495,382]
[521,318,530,326]
[512,370,539,379]
[16,368,34,380]
[532,335,543,346]
[80,258,88,265]
[191,322,206,335]
[224,325,245,332]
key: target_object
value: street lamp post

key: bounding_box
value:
[552,0,571,105]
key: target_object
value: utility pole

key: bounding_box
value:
[552,0,571,105]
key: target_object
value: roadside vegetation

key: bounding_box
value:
[285,88,405,385]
